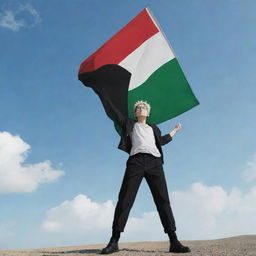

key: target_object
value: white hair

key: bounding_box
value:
[133,100,151,114]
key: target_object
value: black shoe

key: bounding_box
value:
[169,240,191,253]
[101,238,119,254]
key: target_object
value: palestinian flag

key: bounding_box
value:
[78,7,199,134]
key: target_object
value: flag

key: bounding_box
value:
[78,7,199,134]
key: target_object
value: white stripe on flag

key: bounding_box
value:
[119,32,175,91]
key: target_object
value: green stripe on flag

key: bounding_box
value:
[127,58,199,124]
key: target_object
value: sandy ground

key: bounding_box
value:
[0,235,255,256]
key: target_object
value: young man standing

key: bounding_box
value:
[101,100,191,254]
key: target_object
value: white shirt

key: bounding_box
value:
[130,122,161,157]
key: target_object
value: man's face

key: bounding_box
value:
[135,105,149,118]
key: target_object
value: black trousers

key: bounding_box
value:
[112,152,176,233]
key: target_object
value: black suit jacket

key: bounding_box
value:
[115,113,172,165]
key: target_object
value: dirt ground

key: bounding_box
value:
[0,234,255,256]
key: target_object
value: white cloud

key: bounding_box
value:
[242,154,256,182]
[42,194,114,233]
[42,182,256,243]
[0,131,64,194]
[0,4,41,31]
[172,182,256,239]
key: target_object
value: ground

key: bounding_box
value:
[0,235,255,256]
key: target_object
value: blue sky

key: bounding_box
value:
[0,0,255,250]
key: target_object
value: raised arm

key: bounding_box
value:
[169,123,182,137]
[154,125,172,146]
[155,123,182,146]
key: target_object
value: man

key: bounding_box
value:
[101,100,191,254]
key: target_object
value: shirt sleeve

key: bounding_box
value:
[155,125,172,146]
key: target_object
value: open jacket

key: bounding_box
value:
[114,110,172,165]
